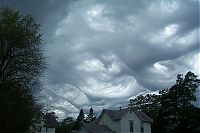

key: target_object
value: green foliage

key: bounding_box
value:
[84,108,96,123]
[73,109,84,130]
[0,82,39,133]
[56,108,97,132]
[0,7,46,132]
[56,117,75,133]
[0,6,46,91]
[129,71,200,133]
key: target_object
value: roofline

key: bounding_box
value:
[97,108,129,122]
[130,108,153,123]
[97,108,153,123]
[96,109,106,123]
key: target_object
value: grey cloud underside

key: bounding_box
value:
[1,0,199,117]
[0,0,75,41]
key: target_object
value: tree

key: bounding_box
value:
[0,7,46,132]
[56,117,75,133]
[84,108,96,123]
[0,82,40,132]
[129,71,200,133]
[73,109,84,130]
[0,7,46,91]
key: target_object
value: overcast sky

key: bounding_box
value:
[1,0,199,118]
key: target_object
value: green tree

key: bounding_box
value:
[0,7,46,91]
[73,109,84,130]
[84,108,96,123]
[129,71,200,133]
[0,82,40,132]
[56,117,75,133]
[0,7,46,132]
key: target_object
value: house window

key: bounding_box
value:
[129,120,134,132]
[140,122,144,133]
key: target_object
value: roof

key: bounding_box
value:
[98,107,153,123]
[134,110,153,123]
[81,123,116,133]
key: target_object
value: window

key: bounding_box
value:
[129,120,134,132]
[140,122,144,133]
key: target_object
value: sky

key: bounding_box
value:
[1,0,199,118]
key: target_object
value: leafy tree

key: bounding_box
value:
[73,109,84,130]
[0,7,46,132]
[0,7,46,91]
[0,82,39,132]
[84,108,96,123]
[129,71,200,133]
[56,117,75,133]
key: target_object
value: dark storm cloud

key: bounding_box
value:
[0,0,75,22]
[1,0,199,117]
[0,0,76,40]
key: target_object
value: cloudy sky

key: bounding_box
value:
[1,0,199,118]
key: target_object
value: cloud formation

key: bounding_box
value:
[1,0,199,118]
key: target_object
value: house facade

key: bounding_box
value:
[79,107,153,133]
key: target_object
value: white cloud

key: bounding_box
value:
[154,62,168,72]
[77,58,105,72]
[150,24,179,44]
[81,76,145,98]
[176,28,199,46]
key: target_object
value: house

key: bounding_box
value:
[43,112,58,133]
[30,112,58,133]
[79,123,115,133]
[79,107,153,133]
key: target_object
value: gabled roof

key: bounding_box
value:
[134,109,153,123]
[81,123,116,133]
[98,107,153,123]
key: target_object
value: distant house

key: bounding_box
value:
[79,107,153,133]
[43,112,58,133]
[30,112,58,133]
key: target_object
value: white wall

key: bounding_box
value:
[98,112,121,133]
[120,110,141,133]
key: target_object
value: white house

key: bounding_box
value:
[79,107,153,133]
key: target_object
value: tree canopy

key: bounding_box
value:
[0,7,46,91]
[129,71,200,133]
[0,7,46,132]
[56,117,75,133]
[56,108,96,133]
[73,108,85,130]
[84,108,96,123]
